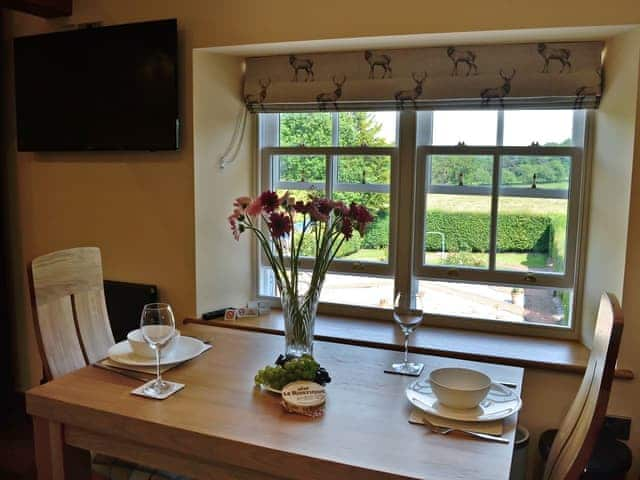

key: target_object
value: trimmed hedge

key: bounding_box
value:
[425,211,551,253]
[361,215,389,249]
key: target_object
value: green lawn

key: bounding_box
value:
[343,248,549,270]
[427,194,567,215]
[342,248,388,262]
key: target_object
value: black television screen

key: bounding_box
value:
[14,19,179,151]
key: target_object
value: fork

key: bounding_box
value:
[422,417,510,444]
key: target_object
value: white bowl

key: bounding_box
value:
[127,328,180,358]
[429,368,491,409]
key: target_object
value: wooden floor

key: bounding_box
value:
[0,396,36,480]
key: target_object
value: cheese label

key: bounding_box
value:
[281,381,326,408]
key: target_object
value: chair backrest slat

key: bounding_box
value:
[543,292,624,480]
[29,247,115,380]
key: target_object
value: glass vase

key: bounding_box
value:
[281,286,321,357]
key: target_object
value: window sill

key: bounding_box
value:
[184,312,633,379]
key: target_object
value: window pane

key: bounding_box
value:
[337,155,391,185]
[333,191,390,264]
[496,156,570,274]
[276,155,326,184]
[424,194,491,269]
[338,111,397,146]
[432,111,498,146]
[503,110,574,146]
[259,267,394,309]
[429,154,492,187]
[279,112,332,146]
[320,273,394,308]
[418,280,572,327]
[424,155,493,269]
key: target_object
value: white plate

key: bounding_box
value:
[406,379,522,422]
[108,336,207,366]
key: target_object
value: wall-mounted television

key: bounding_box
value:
[14,19,179,152]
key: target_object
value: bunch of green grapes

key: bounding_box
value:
[255,355,320,390]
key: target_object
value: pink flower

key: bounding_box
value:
[349,203,374,236]
[228,214,241,241]
[260,190,280,213]
[333,201,349,216]
[295,200,311,214]
[341,217,354,240]
[246,197,263,217]
[268,212,292,238]
[234,196,252,211]
[350,203,374,224]
[317,198,334,216]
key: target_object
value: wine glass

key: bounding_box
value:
[140,303,176,395]
[390,292,425,376]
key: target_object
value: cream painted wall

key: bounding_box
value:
[2,1,640,477]
[581,29,640,346]
[193,52,255,314]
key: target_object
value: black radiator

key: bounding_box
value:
[104,280,158,342]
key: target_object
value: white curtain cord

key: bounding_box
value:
[219,106,249,169]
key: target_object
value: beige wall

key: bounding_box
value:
[581,29,640,346]
[2,0,640,477]
[193,52,255,314]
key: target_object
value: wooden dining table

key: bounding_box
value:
[27,325,524,480]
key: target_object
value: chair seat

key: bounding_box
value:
[539,429,632,477]
[92,454,190,480]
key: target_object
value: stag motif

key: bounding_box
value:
[316,74,347,110]
[480,68,516,107]
[394,72,427,109]
[244,78,271,110]
[289,55,314,82]
[447,47,478,76]
[364,50,392,79]
[574,68,603,108]
[538,43,572,73]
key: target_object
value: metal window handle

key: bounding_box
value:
[352,262,365,271]
[525,274,537,283]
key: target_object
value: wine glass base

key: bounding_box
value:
[384,362,424,377]
[143,379,171,396]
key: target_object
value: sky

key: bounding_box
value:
[371,110,574,146]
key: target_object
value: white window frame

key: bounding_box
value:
[257,112,399,318]
[256,110,590,339]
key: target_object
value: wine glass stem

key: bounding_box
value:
[403,333,409,364]
[154,346,162,387]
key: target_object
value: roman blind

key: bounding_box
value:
[243,41,603,112]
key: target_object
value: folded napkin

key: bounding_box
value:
[99,343,212,375]
[409,408,504,436]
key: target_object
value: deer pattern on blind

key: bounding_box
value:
[244,78,271,111]
[538,43,572,74]
[289,55,315,82]
[447,47,479,76]
[316,75,347,110]
[575,68,603,108]
[244,41,602,111]
[480,68,516,107]
[364,50,393,79]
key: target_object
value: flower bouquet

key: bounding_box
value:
[229,191,373,357]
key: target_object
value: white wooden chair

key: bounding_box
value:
[29,247,187,480]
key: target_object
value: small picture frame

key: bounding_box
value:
[224,309,237,321]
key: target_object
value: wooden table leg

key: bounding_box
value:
[33,417,91,479]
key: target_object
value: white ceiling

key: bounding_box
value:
[201,24,638,57]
